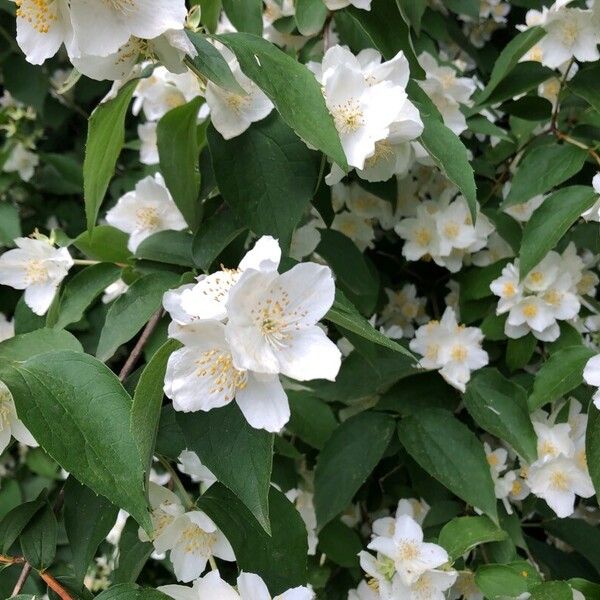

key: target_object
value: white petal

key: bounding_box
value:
[237,572,271,600]
[236,373,290,432]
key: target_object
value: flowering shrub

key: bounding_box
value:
[0,0,600,598]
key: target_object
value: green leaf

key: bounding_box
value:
[131,340,178,480]
[0,479,22,522]
[586,404,600,502]
[465,369,537,463]
[295,0,328,35]
[519,186,597,278]
[198,484,308,595]
[157,97,202,230]
[64,477,119,583]
[19,501,57,570]
[476,562,541,599]
[192,206,247,272]
[96,272,179,362]
[528,345,595,412]
[419,115,478,221]
[198,0,222,32]
[112,518,153,584]
[95,584,172,600]
[438,516,508,562]
[544,518,600,576]
[1,352,151,532]
[475,27,546,104]
[396,0,427,34]
[217,32,347,168]
[314,411,395,528]
[569,64,600,115]
[344,0,424,78]
[326,290,415,359]
[38,153,84,195]
[176,403,274,533]
[208,114,320,248]
[287,390,338,450]
[530,582,573,600]
[506,334,536,372]
[503,146,588,209]
[0,203,21,246]
[318,519,363,568]
[49,263,121,330]
[398,408,498,523]
[135,230,194,267]
[83,79,137,232]
[0,328,82,364]
[0,493,46,553]
[73,225,132,264]
[185,30,246,94]
[222,0,263,35]
[3,55,48,114]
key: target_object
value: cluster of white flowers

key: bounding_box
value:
[350,500,456,600]
[162,236,341,433]
[519,0,600,69]
[460,0,511,48]
[410,307,489,392]
[309,45,423,183]
[159,570,314,600]
[395,191,495,273]
[0,234,73,315]
[378,284,429,339]
[140,482,235,583]
[491,244,597,342]
[105,173,188,252]
[14,0,192,81]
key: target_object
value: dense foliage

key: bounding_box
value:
[0,0,600,598]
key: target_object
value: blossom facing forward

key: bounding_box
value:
[0,236,73,315]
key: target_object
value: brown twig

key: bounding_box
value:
[40,572,74,600]
[118,308,165,382]
[11,562,32,596]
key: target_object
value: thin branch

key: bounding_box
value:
[11,563,32,596]
[118,309,164,382]
[40,572,74,600]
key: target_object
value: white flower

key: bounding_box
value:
[225,262,341,381]
[581,173,600,222]
[583,354,600,409]
[68,0,187,59]
[379,285,428,338]
[164,321,290,432]
[417,53,476,135]
[15,0,74,65]
[410,307,489,392]
[324,0,372,10]
[394,569,458,600]
[0,313,14,343]
[471,232,513,267]
[133,67,202,122]
[450,572,483,600]
[206,49,274,140]
[527,455,594,518]
[348,580,379,600]
[503,193,546,223]
[331,211,376,252]
[105,173,188,252]
[286,488,318,555]
[141,484,234,583]
[138,122,159,165]
[177,450,217,491]
[324,63,408,170]
[106,509,129,546]
[0,236,73,315]
[368,514,449,585]
[539,5,600,68]
[0,381,38,455]
[160,571,314,600]
[289,219,322,261]
[102,279,129,304]
[3,142,39,181]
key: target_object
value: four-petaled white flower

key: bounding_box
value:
[2,142,39,181]
[368,514,449,585]
[106,173,188,253]
[206,48,274,140]
[0,236,73,315]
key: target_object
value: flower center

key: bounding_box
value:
[543,289,562,306]
[196,350,247,402]
[136,207,161,230]
[443,221,460,239]
[364,140,394,168]
[103,0,136,15]
[522,303,538,319]
[539,440,557,458]
[226,93,250,113]
[502,282,516,297]
[550,470,569,491]
[180,524,217,556]
[332,99,365,133]
[415,228,432,246]
[15,0,58,34]
[487,453,499,467]
[560,20,579,45]
[529,45,544,62]
[398,540,420,561]
[0,402,10,430]
[450,344,467,362]
[26,259,48,284]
